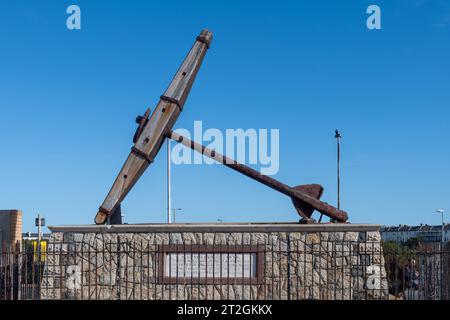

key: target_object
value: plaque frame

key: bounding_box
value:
[156,244,265,285]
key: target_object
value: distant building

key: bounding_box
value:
[381,224,450,244]
[22,232,51,241]
[0,210,22,251]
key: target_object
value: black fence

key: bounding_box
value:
[1,238,449,300]
[1,243,45,300]
[383,243,450,300]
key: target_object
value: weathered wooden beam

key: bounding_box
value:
[95,30,212,224]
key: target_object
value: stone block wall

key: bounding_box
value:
[40,224,388,300]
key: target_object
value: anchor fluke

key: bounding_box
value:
[291,184,324,219]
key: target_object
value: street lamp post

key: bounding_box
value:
[436,209,445,300]
[167,139,172,224]
[334,130,342,210]
[35,214,45,255]
[329,130,342,223]
[35,214,45,243]
[437,209,445,246]
[173,208,182,223]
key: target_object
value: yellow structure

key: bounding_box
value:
[32,240,47,262]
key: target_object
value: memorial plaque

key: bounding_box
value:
[165,252,257,278]
[157,245,265,285]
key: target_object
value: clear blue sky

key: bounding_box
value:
[1,0,449,232]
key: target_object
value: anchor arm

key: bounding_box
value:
[167,130,348,223]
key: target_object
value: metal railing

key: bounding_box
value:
[383,244,450,300]
[1,236,448,300]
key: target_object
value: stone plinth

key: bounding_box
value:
[41,223,388,300]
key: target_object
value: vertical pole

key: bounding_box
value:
[332,130,342,223]
[37,214,42,268]
[167,139,172,224]
[337,138,340,210]
[37,214,42,246]
[441,211,444,245]
[334,130,342,210]
[441,211,444,299]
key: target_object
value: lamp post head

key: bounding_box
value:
[437,209,445,214]
[335,130,342,139]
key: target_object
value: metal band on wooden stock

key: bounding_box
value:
[131,147,153,163]
[196,35,210,49]
[160,95,182,110]
[98,206,110,215]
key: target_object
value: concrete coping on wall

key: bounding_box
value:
[48,222,381,234]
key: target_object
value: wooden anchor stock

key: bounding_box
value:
[95,30,213,224]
